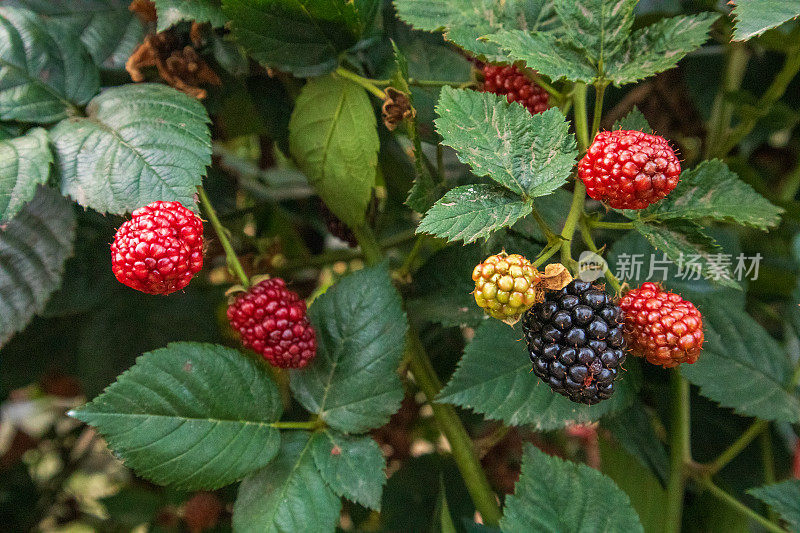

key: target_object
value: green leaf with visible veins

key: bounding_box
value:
[311,429,386,510]
[612,107,652,133]
[606,13,717,85]
[636,160,782,230]
[731,0,800,41]
[233,432,341,533]
[0,187,75,348]
[51,84,212,215]
[6,0,144,70]
[748,480,800,531]
[502,444,644,533]
[393,0,555,62]
[223,0,376,77]
[0,7,99,123]
[630,219,739,288]
[681,300,800,423]
[289,75,378,228]
[71,342,283,490]
[435,88,577,198]
[554,0,637,66]
[290,266,408,433]
[154,0,226,31]
[438,320,638,431]
[417,184,532,244]
[0,128,51,223]
[488,30,597,83]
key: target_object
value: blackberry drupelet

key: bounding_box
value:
[522,280,627,405]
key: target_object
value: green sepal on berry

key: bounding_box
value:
[472,252,539,325]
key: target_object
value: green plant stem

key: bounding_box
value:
[395,235,427,278]
[335,67,387,99]
[704,42,750,159]
[198,186,250,287]
[761,430,779,523]
[778,160,800,203]
[354,225,502,527]
[588,220,635,230]
[530,205,558,242]
[707,419,768,475]
[591,81,608,138]
[532,244,560,268]
[698,477,787,533]
[573,83,591,151]
[579,221,622,293]
[665,372,691,533]
[716,45,800,156]
[405,331,502,527]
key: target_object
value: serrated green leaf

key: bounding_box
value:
[488,30,597,83]
[681,301,800,423]
[155,0,226,31]
[438,320,637,431]
[435,88,577,198]
[223,0,372,77]
[51,84,211,214]
[233,431,341,533]
[630,219,739,288]
[612,107,652,133]
[554,0,637,66]
[0,7,99,123]
[731,0,800,41]
[417,184,532,244]
[7,0,145,70]
[636,160,782,230]
[393,0,555,62]
[291,266,408,433]
[289,75,378,228]
[0,128,51,223]
[748,480,800,531]
[501,444,644,533]
[71,342,283,490]
[605,13,717,85]
[408,243,487,327]
[0,186,75,347]
[310,429,386,510]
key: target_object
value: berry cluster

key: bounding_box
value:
[111,201,204,295]
[619,282,703,368]
[472,252,538,322]
[480,64,549,115]
[522,280,626,404]
[578,130,681,209]
[227,278,317,368]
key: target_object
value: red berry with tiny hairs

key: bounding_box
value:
[578,130,681,210]
[227,278,317,368]
[111,201,204,295]
[619,282,703,368]
[481,64,549,115]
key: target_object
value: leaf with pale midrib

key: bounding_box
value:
[438,320,638,431]
[71,342,283,490]
[435,88,577,199]
[681,300,800,423]
[731,0,800,41]
[0,186,75,347]
[51,84,212,214]
[290,266,407,433]
[0,6,100,123]
[502,444,644,533]
[234,431,341,533]
[0,128,52,223]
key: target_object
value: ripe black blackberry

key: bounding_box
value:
[522,280,626,405]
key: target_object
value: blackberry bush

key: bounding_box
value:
[1,1,796,532]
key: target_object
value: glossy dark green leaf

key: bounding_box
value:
[0,128,51,222]
[748,480,800,531]
[154,0,226,31]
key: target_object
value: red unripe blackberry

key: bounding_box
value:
[619,282,703,368]
[111,201,204,294]
[522,280,627,405]
[227,278,317,368]
[481,64,549,115]
[578,130,681,210]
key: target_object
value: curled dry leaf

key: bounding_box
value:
[533,263,573,303]
[382,87,414,131]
